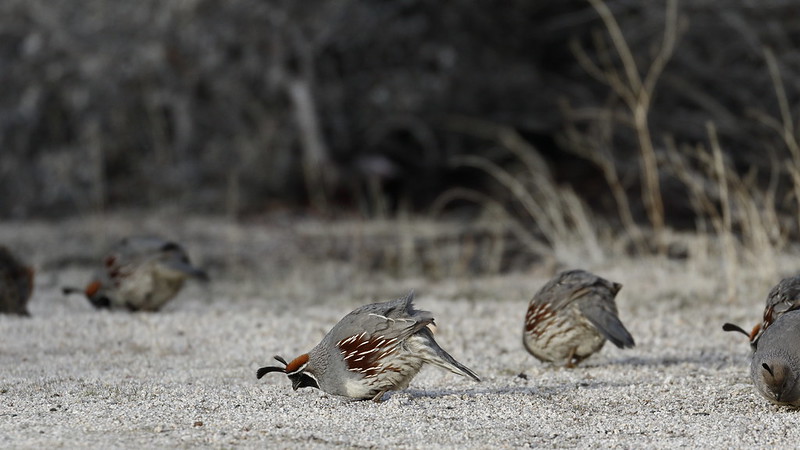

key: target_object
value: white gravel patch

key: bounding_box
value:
[0,277,795,449]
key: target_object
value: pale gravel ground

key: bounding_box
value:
[1,215,799,448]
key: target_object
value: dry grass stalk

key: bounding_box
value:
[558,100,646,254]
[707,122,737,301]
[575,0,683,253]
[662,127,784,289]
[430,187,551,257]
[760,47,800,234]
[441,118,605,265]
[764,48,800,165]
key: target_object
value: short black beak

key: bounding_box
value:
[290,373,319,391]
[291,377,303,391]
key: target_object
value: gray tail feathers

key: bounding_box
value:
[416,327,480,382]
[162,259,209,281]
[581,303,635,349]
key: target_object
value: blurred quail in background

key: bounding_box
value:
[523,269,635,367]
[63,236,208,312]
[0,246,34,316]
[257,291,480,401]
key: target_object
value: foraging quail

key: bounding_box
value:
[750,309,800,406]
[0,246,34,316]
[257,291,480,402]
[62,236,208,312]
[723,275,800,346]
[523,269,635,367]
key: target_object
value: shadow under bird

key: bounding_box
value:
[723,275,800,347]
[0,245,34,316]
[62,236,208,312]
[523,269,635,368]
[257,291,480,402]
[749,309,800,407]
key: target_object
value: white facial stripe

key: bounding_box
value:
[286,362,308,375]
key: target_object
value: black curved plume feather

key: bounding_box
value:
[256,355,290,379]
[722,322,749,336]
[256,366,286,379]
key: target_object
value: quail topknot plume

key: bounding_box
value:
[0,245,34,316]
[257,290,480,402]
[62,236,208,312]
[523,269,635,368]
[723,275,800,346]
[750,309,800,407]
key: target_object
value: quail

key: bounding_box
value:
[0,246,34,316]
[257,291,480,402]
[750,309,800,407]
[723,275,800,346]
[62,236,208,312]
[523,269,635,367]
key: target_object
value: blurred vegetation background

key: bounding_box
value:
[2,0,800,264]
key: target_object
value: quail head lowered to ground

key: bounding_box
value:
[257,291,480,402]
[523,269,635,368]
[723,275,800,346]
[62,236,208,312]
[750,309,800,407]
[0,245,34,316]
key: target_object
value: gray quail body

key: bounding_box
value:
[63,236,208,312]
[523,269,635,367]
[751,309,800,407]
[257,291,480,401]
[0,246,33,316]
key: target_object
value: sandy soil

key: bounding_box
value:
[0,214,797,448]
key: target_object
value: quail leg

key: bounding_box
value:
[371,390,388,403]
[565,347,579,368]
[571,353,590,367]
